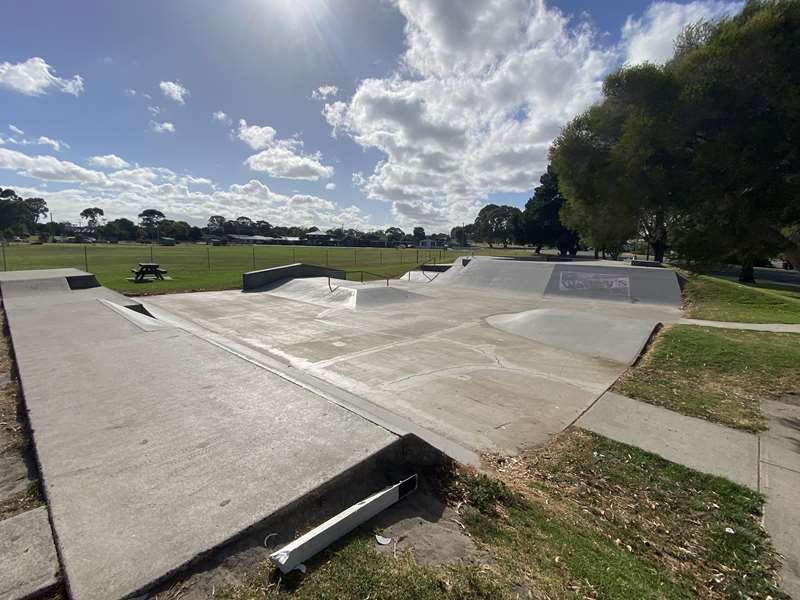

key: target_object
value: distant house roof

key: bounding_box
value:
[306,231,330,237]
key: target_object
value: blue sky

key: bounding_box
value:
[1,0,742,232]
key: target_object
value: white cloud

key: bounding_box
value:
[147,105,160,115]
[159,80,189,104]
[212,110,232,124]
[237,119,334,180]
[2,126,70,152]
[150,121,175,134]
[245,147,334,181]
[312,85,339,100]
[0,146,366,229]
[324,0,740,230]
[237,119,277,150]
[325,0,619,229]
[124,88,137,97]
[0,57,84,96]
[622,1,743,64]
[88,154,131,170]
[325,182,336,190]
[0,148,107,185]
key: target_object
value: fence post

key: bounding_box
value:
[84,245,89,272]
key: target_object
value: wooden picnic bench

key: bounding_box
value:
[131,262,168,281]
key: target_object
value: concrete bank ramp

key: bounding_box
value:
[0,270,400,600]
[433,256,682,307]
[265,277,429,309]
[487,308,658,365]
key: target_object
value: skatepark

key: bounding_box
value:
[1,256,797,599]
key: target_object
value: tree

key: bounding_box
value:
[101,218,137,241]
[235,216,254,235]
[412,226,426,241]
[522,166,579,255]
[474,204,522,248]
[80,207,105,234]
[137,209,165,240]
[385,227,405,244]
[21,197,48,227]
[207,215,226,234]
[666,1,800,282]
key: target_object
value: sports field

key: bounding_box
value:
[0,243,477,294]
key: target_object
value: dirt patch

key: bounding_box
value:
[0,305,42,520]
[370,483,488,568]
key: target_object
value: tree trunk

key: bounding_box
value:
[594,248,599,259]
[652,240,666,263]
[535,245,542,254]
[738,261,755,283]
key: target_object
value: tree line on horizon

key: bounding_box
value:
[0,190,450,246]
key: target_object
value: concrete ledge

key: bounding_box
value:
[242,263,346,291]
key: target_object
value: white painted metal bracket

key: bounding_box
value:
[270,474,417,573]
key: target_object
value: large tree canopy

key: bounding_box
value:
[550,0,800,281]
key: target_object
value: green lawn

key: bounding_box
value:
[683,273,800,323]
[0,243,466,294]
[219,430,785,600]
[616,325,800,431]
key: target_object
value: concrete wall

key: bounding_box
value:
[242,263,346,291]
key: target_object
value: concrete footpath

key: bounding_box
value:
[578,391,800,598]
[0,270,400,600]
[679,318,800,333]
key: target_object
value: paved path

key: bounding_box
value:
[578,392,800,598]
[679,318,800,333]
[576,392,759,488]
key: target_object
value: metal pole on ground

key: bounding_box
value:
[326,250,329,265]
[1,242,6,271]
[354,248,357,264]
[150,245,154,262]
[207,246,211,271]
[292,247,296,263]
[84,245,88,272]
[252,245,256,270]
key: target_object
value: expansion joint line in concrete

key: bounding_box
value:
[143,303,480,466]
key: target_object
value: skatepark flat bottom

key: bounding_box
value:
[148,259,682,454]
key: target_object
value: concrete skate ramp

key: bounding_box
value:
[544,263,681,306]
[0,270,399,600]
[487,308,658,365]
[435,257,681,307]
[433,256,554,295]
[265,277,428,309]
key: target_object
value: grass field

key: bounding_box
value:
[615,325,800,431]
[219,430,785,600]
[683,273,800,324]
[0,243,475,294]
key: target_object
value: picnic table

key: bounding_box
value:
[131,262,168,281]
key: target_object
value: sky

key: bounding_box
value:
[1,0,744,233]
